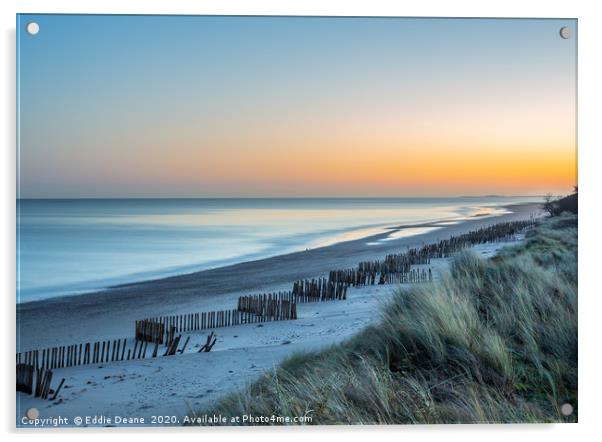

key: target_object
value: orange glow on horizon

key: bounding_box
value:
[109,136,575,197]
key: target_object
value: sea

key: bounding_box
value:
[16,197,541,303]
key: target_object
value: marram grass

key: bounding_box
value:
[192,214,577,425]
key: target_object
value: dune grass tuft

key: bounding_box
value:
[193,214,577,424]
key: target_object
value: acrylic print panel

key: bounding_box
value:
[16,15,577,427]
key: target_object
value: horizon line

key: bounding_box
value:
[16,195,548,200]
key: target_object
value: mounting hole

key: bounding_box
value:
[26,22,39,36]
[559,26,572,39]
[560,403,574,416]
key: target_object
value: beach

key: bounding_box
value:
[16,202,541,425]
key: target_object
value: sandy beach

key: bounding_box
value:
[16,202,541,426]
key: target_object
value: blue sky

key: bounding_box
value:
[17,15,577,197]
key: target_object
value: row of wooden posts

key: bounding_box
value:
[16,332,198,399]
[404,219,536,261]
[327,219,536,288]
[328,265,433,287]
[236,294,298,320]
[19,305,289,374]
[136,279,348,346]
[136,303,298,344]
[291,278,348,302]
[16,333,192,372]
[16,364,64,400]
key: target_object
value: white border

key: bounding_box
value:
[2,1,600,441]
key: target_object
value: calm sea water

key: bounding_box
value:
[16,197,540,303]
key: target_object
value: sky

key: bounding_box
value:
[17,15,577,198]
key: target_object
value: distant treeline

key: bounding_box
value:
[544,189,578,217]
